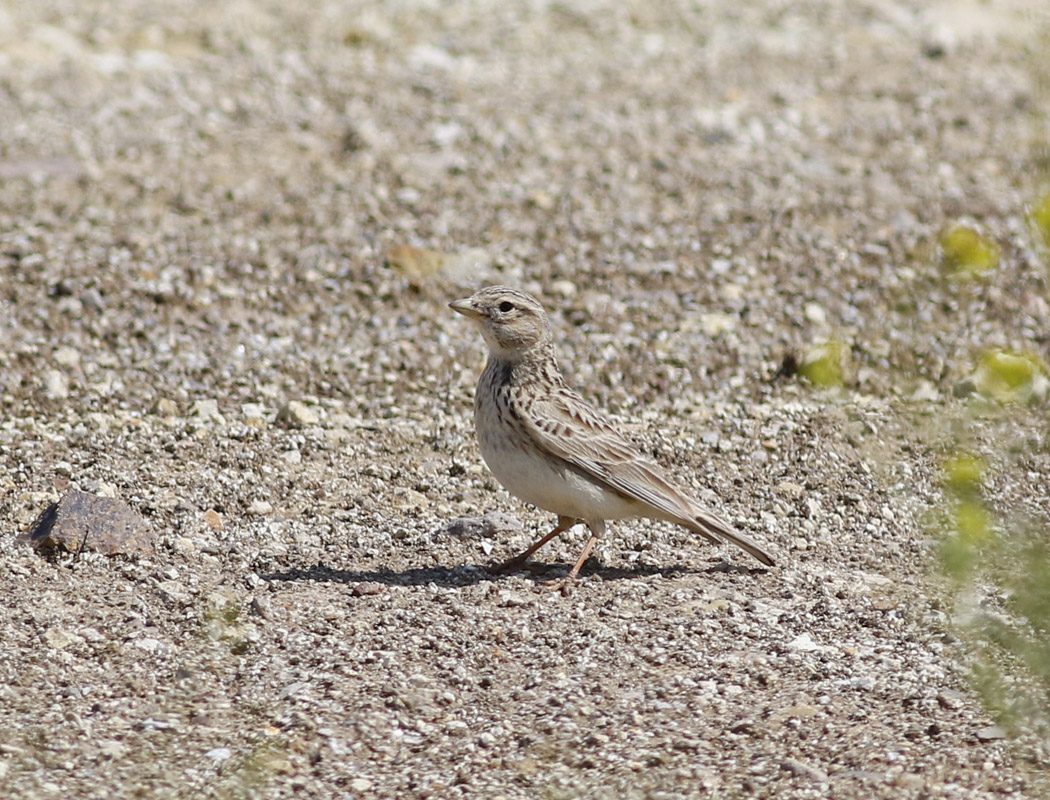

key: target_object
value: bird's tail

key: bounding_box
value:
[683,507,775,567]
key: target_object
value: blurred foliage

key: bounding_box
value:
[931,166,1050,752]
[938,224,1000,279]
[1031,192,1050,251]
[798,340,846,388]
[938,438,1050,735]
[967,349,1050,405]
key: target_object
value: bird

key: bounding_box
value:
[449,285,775,589]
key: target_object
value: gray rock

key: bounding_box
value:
[443,511,523,539]
[18,490,155,556]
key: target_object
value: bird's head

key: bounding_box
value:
[449,286,552,359]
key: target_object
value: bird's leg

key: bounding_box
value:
[565,533,598,580]
[491,516,576,573]
[547,526,601,595]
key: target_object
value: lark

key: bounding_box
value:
[450,286,775,588]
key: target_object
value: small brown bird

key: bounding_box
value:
[450,286,775,587]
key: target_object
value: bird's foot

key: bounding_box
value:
[539,576,578,596]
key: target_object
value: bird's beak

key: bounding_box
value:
[449,298,482,319]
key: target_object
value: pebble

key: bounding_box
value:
[700,312,735,336]
[44,628,81,650]
[205,747,233,762]
[152,398,179,417]
[975,725,1007,742]
[249,595,273,618]
[781,757,829,782]
[444,512,523,539]
[787,633,824,652]
[528,190,556,210]
[804,302,827,326]
[157,581,192,605]
[351,582,385,597]
[53,346,81,367]
[189,399,225,424]
[43,369,69,398]
[241,403,268,425]
[277,400,320,427]
[550,279,577,298]
[97,741,126,758]
[248,500,274,515]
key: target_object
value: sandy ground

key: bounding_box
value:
[1,1,1048,797]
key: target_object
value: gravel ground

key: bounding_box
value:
[1,1,1048,797]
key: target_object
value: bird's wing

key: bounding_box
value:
[515,385,776,567]
[516,385,706,525]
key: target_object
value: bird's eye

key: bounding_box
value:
[498,301,514,313]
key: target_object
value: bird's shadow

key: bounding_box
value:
[261,559,763,589]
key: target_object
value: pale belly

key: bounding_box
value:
[477,419,640,524]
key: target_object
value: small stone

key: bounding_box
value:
[249,595,272,618]
[936,690,966,710]
[189,398,225,424]
[430,121,463,147]
[550,279,577,298]
[444,512,523,539]
[788,633,823,652]
[803,302,827,326]
[777,482,805,499]
[133,637,164,654]
[351,581,385,597]
[80,288,105,312]
[700,312,735,337]
[349,778,373,792]
[773,704,821,720]
[97,741,126,758]
[203,509,224,530]
[44,628,81,650]
[276,400,319,427]
[157,581,192,604]
[241,403,268,425]
[781,757,828,782]
[18,490,155,556]
[922,23,956,58]
[953,376,978,398]
[911,381,939,402]
[248,500,273,515]
[527,190,556,210]
[391,487,428,510]
[53,346,81,367]
[205,747,233,762]
[43,369,69,398]
[498,591,531,607]
[975,725,1008,742]
[152,398,179,417]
